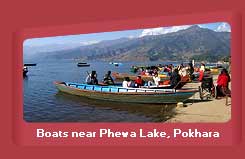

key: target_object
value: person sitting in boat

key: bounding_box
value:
[103,71,114,85]
[152,73,161,86]
[86,70,98,85]
[179,65,188,77]
[151,69,158,76]
[145,68,150,76]
[216,68,231,97]
[134,76,144,88]
[170,68,181,88]
[164,65,171,73]
[164,68,181,89]
[140,69,146,75]
[122,77,132,88]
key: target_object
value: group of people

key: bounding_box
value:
[85,70,114,85]
[122,67,182,89]
[85,62,189,89]
[122,76,145,88]
[198,63,231,98]
[136,62,194,79]
[85,62,231,99]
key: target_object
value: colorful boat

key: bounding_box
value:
[210,68,219,74]
[54,81,198,104]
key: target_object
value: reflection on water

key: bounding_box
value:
[55,92,176,122]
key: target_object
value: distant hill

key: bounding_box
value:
[27,25,230,62]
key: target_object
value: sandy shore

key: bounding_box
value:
[166,75,231,123]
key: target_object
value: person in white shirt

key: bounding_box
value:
[122,77,132,88]
[152,73,160,86]
[179,67,187,76]
[85,70,98,85]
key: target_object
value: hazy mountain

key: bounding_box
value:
[26,25,230,62]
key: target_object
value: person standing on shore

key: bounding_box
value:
[216,68,231,97]
[198,63,206,81]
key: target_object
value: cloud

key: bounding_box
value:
[128,35,136,39]
[139,25,192,37]
[80,40,100,45]
[215,23,231,32]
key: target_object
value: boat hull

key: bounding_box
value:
[54,82,197,104]
[77,62,90,67]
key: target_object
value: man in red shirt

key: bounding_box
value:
[134,76,144,88]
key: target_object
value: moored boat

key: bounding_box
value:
[109,62,122,67]
[24,63,37,66]
[77,62,90,67]
[210,68,219,74]
[54,81,198,104]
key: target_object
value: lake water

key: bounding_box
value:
[23,59,176,122]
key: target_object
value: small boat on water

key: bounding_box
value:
[24,63,37,66]
[54,81,198,104]
[23,63,36,76]
[109,62,122,67]
[77,62,90,67]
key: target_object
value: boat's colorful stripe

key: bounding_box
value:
[54,81,198,104]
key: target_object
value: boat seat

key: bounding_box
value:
[102,87,110,92]
[127,89,137,92]
[85,85,94,90]
[68,84,77,87]
[94,86,102,91]
[136,89,146,92]
[118,88,127,92]
[77,85,85,89]
[110,87,119,92]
